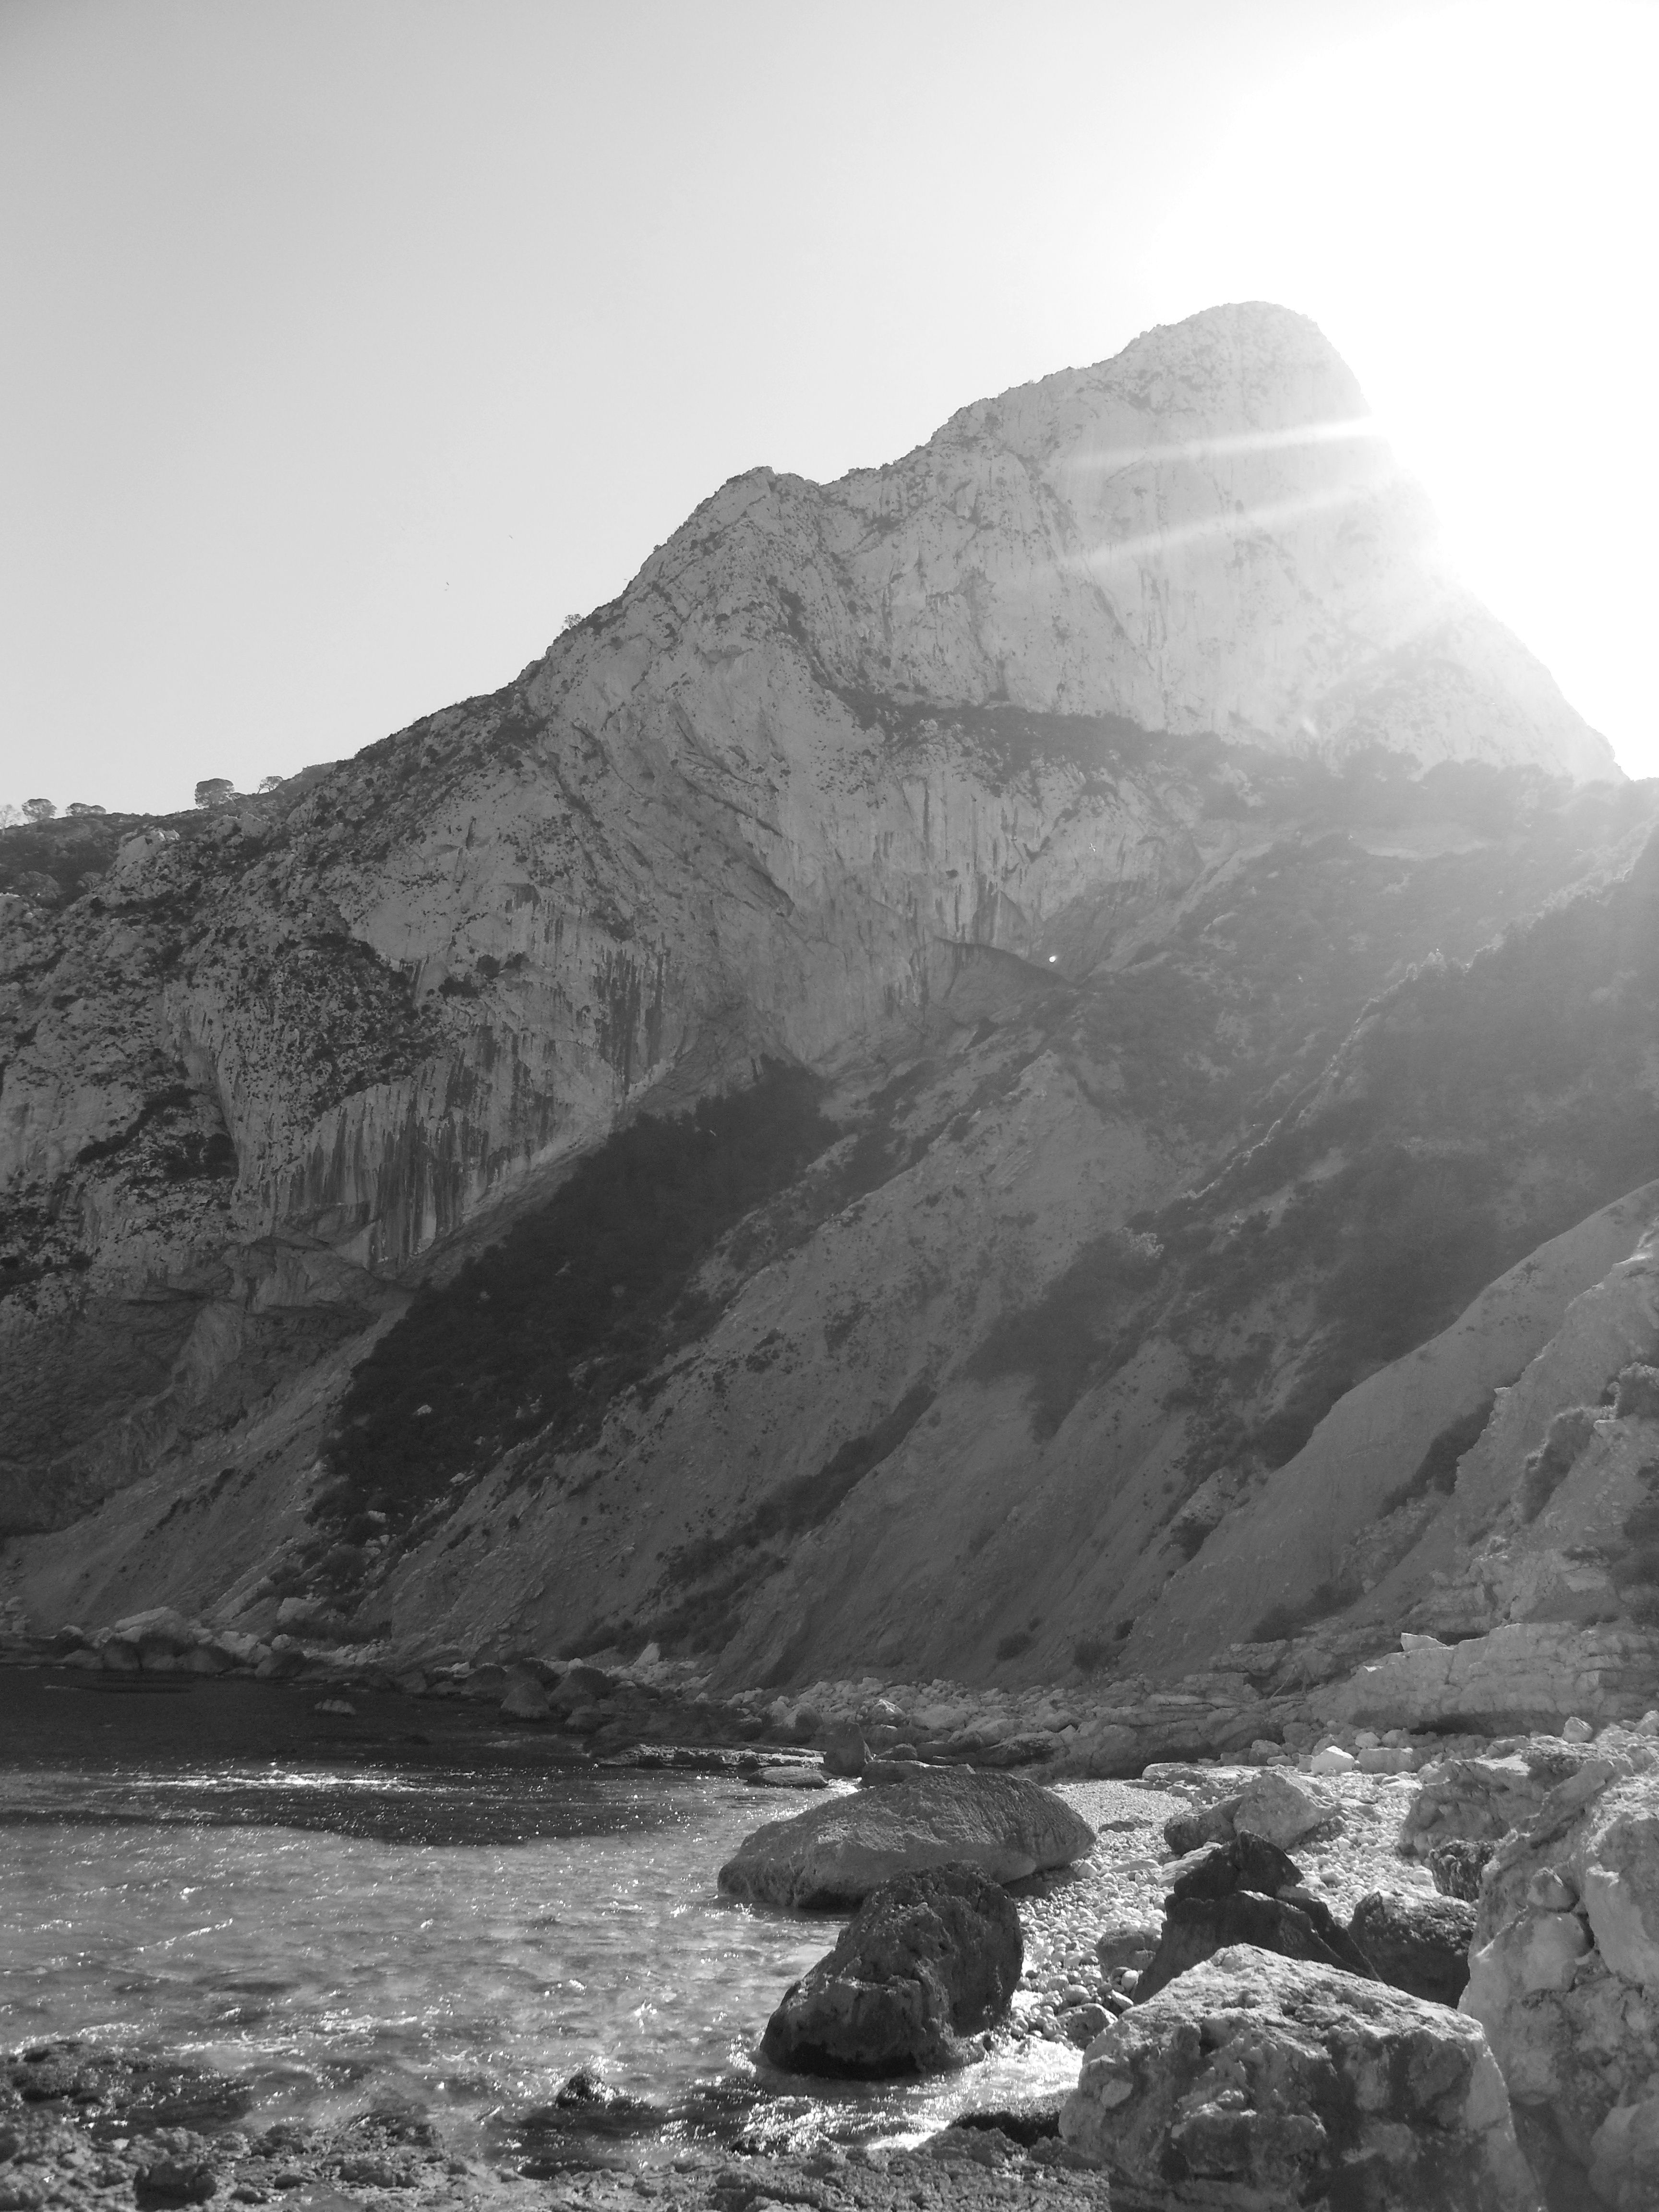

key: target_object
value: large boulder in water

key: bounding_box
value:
[717,1769,1095,1909]
[760,1864,1022,2077]
[1061,1945,1539,2211]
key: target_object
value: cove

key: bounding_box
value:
[0,1672,1078,2167]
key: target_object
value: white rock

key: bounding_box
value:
[1309,1745,1358,1775]
[1234,1768,1337,1848]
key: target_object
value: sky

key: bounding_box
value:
[1,0,1656,817]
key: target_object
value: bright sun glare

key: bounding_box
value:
[1150,0,1659,771]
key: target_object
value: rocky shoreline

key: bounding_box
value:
[9,1697,1659,2209]
[0,2054,1111,2212]
[6,1617,1659,2210]
[12,1599,1656,1786]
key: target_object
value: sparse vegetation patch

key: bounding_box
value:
[320,1064,837,1527]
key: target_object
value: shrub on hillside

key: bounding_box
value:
[1518,1404,1599,1522]
[1250,1577,1354,1644]
[1400,1395,1499,1503]
[321,1063,837,1527]
[1609,1478,1659,1623]
[1615,1364,1659,1421]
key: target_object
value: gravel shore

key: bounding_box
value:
[1006,1768,1434,2049]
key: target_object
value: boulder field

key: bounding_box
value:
[717,1739,1659,2208]
[1040,1735,1659,2211]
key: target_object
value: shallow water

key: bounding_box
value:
[0,1681,1077,2161]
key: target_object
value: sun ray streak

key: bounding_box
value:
[1057,416,1388,481]
[1062,482,1380,575]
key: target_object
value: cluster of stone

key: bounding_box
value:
[0,2046,473,2212]
[1042,1727,1659,2211]
[751,1633,1658,1778]
[1317,1622,1659,1738]
[8,1616,779,1755]
[1459,1737,1659,2210]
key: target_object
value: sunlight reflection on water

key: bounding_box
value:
[0,1765,1078,2156]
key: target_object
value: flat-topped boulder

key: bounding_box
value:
[717,1769,1095,1910]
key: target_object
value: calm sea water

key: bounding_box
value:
[0,1673,1076,2162]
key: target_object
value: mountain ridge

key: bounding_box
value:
[0,301,1648,1689]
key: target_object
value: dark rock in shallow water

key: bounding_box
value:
[499,1665,552,1722]
[950,2108,1061,2147]
[1349,1887,1476,2006]
[519,2068,661,2145]
[4,2044,252,2132]
[761,1864,1022,2078]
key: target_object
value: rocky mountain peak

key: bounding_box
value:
[0,303,1644,1697]
[554,302,1615,787]
[950,300,1365,444]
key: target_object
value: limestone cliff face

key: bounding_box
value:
[0,302,1643,1677]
